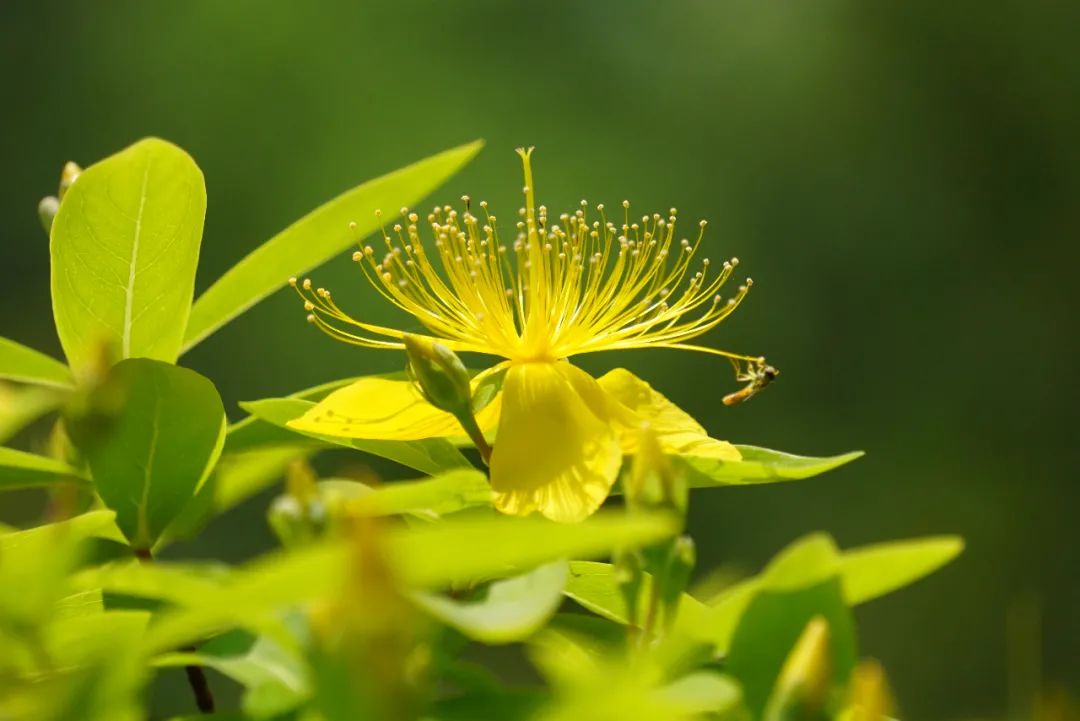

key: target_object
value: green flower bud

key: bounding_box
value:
[403,334,472,417]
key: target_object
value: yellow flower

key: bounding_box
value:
[288,148,767,522]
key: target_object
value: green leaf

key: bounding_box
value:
[153,630,306,718]
[162,445,311,544]
[0,445,88,490]
[181,140,483,352]
[838,535,964,604]
[238,397,469,475]
[677,446,864,487]
[50,138,206,374]
[346,468,492,518]
[0,511,126,553]
[563,560,712,630]
[413,561,567,643]
[144,510,677,653]
[0,383,67,444]
[0,336,74,388]
[73,559,231,605]
[66,358,226,550]
[701,533,963,655]
[654,671,743,716]
[725,576,857,717]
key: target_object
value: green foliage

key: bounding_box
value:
[50,138,206,375]
[680,447,865,488]
[0,137,970,721]
[181,140,483,351]
[0,336,74,389]
[0,446,87,491]
[65,358,226,550]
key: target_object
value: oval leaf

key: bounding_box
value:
[181,140,483,352]
[50,138,207,374]
[66,358,226,550]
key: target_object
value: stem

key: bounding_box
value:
[184,663,216,713]
[134,546,215,714]
[454,411,492,465]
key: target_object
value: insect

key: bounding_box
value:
[723,358,780,406]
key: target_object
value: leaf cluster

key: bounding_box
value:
[0,139,967,721]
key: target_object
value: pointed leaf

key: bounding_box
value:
[0,336,74,388]
[838,535,964,604]
[0,446,88,491]
[50,138,206,374]
[0,511,125,553]
[0,383,67,444]
[677,446,864,487]
[181,140,483,352]
[66,359,226,549]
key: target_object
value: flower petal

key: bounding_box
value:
[597,368,741,461]
[287,371,502,442]
[490,363,622,523]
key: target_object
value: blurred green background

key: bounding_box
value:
[2,1,1077,718]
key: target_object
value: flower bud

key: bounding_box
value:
[402,334,472,417]
[763,616,833,721]
[847,659,892,721]
[59,161,82,200]
[38,196,59,234]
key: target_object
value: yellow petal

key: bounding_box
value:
[597,368,741,461]
[287,370,502,442]
[490,362,622,523]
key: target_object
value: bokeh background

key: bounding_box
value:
[2,2,1077,718]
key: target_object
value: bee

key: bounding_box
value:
[723,359,779,406]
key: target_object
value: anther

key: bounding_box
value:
[288,277,298,287]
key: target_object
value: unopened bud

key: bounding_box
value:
[38,196,59,234]
[763,616,833,721]
[847,660,892,721]
[59,161,82,200]
[403,333,492,463]
[402,334,472,416]
[268,459,327,547]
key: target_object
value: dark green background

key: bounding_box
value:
[2,2,1077,718]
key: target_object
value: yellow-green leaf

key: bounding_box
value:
[0,446,88,491]
[0,336,74,389]
[679,446,864,487]
[181,140,483,352]
[50,138,206,374]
